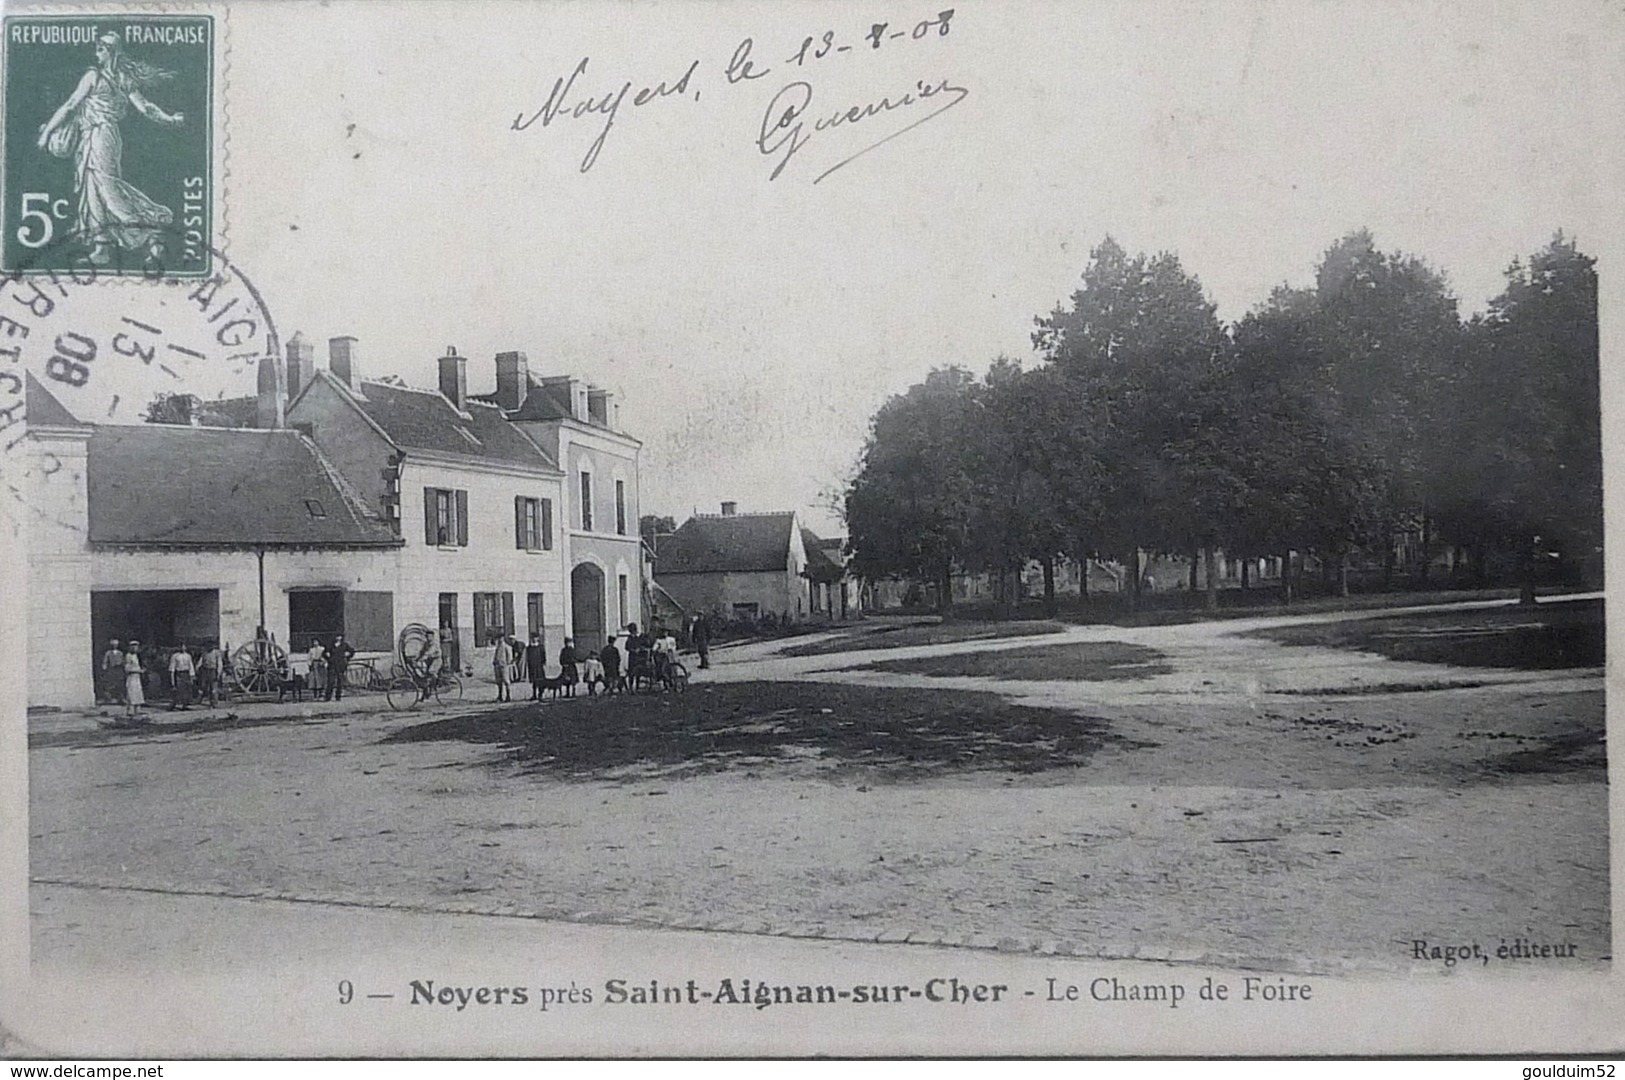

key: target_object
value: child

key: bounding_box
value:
[582,650,606,696]
[599,636,624,695]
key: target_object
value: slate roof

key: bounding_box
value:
[24,372,86,427]
[656,512,798,575]
[327,374,559,471]
[472,378,576,422]
[87,425,401,548]
[472,375,625,433]
[800,527,844,581]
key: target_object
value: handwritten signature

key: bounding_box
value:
[509,23,968,184]
[756,76,969,183]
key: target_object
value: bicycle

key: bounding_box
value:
[385,664,464,710]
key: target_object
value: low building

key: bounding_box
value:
[654,504,851,625]
[24,373,402,707]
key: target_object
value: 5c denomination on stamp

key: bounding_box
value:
[3,14,214,277]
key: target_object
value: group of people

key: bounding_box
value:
[487,617,710,703]
[98,638,224,723]
[299,635,358,702]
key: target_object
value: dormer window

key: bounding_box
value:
[304,499,327,519]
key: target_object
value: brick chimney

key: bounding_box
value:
[256,352,286,429]
[285,331,314,397]
[438,346,467,413]
[721,501,737,516]
[495,351,529,411]
[329,336,360,389]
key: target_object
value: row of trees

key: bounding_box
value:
[845,231,1601,611]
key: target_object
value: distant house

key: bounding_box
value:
[656,503,850,624]
[801,528,854,620]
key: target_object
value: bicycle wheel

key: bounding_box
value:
[385,676,420,711]
[432,674,463,706]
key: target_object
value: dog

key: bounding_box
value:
[276,672,308,703]
[537,674,569,701]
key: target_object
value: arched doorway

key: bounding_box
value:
[570,563,606,653]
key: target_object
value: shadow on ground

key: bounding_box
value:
[383,680,1143,780]
[28,709,345,750]
[1248,598,1605,669]
[835,641,1172,681]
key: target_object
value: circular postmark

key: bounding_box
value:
[0,227,280,533]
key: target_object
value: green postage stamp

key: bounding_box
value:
[3,14,214,276]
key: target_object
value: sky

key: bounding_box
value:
[85,0,1623,535]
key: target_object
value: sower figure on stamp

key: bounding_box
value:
[35,34,185,266]
[326,634,355,701]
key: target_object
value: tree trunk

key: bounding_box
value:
[938,559,955,617]
[1240,557,1250,590]
[1417,510,1432,586]
[1188,550,1199,594]
[1383,535,1396,588]
[1129,548,1142,613]
[1280,549,1294,605]
[1042,556,1057,617]
[1338,552,1350,598]
[1203,546,1218,612]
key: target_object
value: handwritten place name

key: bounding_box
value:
[508,11,966,183]
[757,77,968,183]
[511,56,701,173]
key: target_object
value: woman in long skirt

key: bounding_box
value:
[122,639,145,721]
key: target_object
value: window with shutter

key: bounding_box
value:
[455,489,469,546]
[615,480,627,535]
[541,499,553,550]
[514,496,527,550]
[580,471,594,531]
[501,593,515,642]
[473,591,491,646]
[424,487,437,546]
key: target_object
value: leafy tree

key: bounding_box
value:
[1439,234,1600,602]
[639,514,677,547]
[1032,238,1229,607]
[1297,230,1464,580]
[845,367,981,612]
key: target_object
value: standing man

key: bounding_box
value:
[525,632,547,701]
[99,638,125,704]
[168,643,195,710]
[326,634,355,701]
[198,641,222,707]
[558,638,580,698]
[692,613,712,670]
[493,633,515,703]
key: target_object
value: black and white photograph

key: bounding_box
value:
[0,0,1619,1059]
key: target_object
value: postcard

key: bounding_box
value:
[0,0,1620,1058]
